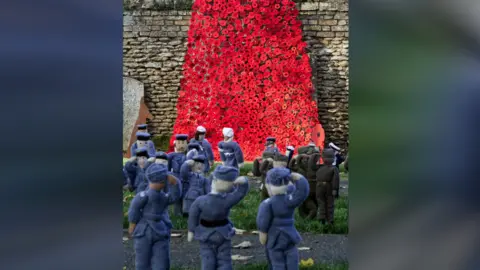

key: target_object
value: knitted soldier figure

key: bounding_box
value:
[131,130,156,158]
[315,149,340,225]
[154,151,168,166]
[124,147,151,194]
[128,164,181,270]
[181,155,211,215]
[292,145,320,219]
[256,168,309,270]
[186,142,209,173]
[187,166,249,270]
[253,151,275,200]
[328,142,345,170]
[218,128,244,169]
[264,137,280,154]
[167,134,188,216]
[186,142,201,160]
[288,146,310,176]
[190,126,215,173]
[272,153,289,168]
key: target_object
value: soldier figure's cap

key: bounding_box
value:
[266,167,291,186]
[135,147,149,158]
[262,151,275,159]
[188,142,201,151]
[196,126,206,133]
[192,154,206,163]
[273,153,289,163]
[213,165,239,182]
[266,137,276,142]
[175,134,188,141]
[136,132,151,141]
[328,142,341,151]
[222,127,234,137]
[155,151,168,159]
[286,146,295,151]
[146,164,168,183]
[137,124,148,130]
[322,148,335,164]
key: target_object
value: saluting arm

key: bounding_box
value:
[166,174,182,204]
[285,173,310,208]
[225,176,250,207]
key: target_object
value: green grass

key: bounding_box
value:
[123,188,348,234]
[169,262,348,270]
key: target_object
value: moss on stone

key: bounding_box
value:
[152,135,171,152]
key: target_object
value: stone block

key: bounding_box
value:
[317,32,334,38]
[332,26,348,32]
[318,2,331,11]
[124,15,134,26]
[334,13,348,20]
[300,2,319,11]
[174,20,190,26]
[145,62,162,68]
[323,20,338,26]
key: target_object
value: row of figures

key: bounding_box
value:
[254,142,347,225]
[123,125,246,217]
[124,124,348,270]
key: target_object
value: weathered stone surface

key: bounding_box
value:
[123,0,349,150]
[123,77,144,152]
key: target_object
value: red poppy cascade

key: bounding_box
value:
[170,0,321,160]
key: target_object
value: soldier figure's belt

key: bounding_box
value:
[200,219,229,227]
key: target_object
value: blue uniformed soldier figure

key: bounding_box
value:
[154,151,168,166]
[167,134,188,216]
[127,164,181,270]
[328,142,345,170]
[124,147,152,193]
[181,155,211,215]
[189,126,215,173]
[256,167,309,270]
[264,137,280,154]
[186,142,209,171]
[218,128,244,169]
[187,165,250,270]
[131,130,156,158]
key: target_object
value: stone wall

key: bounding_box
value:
[123,0,349,150]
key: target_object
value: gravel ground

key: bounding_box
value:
[123,232,348,269]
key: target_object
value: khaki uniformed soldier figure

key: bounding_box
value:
[290,145,320,219]
[253,151,275,200]
[315,149,340,225]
